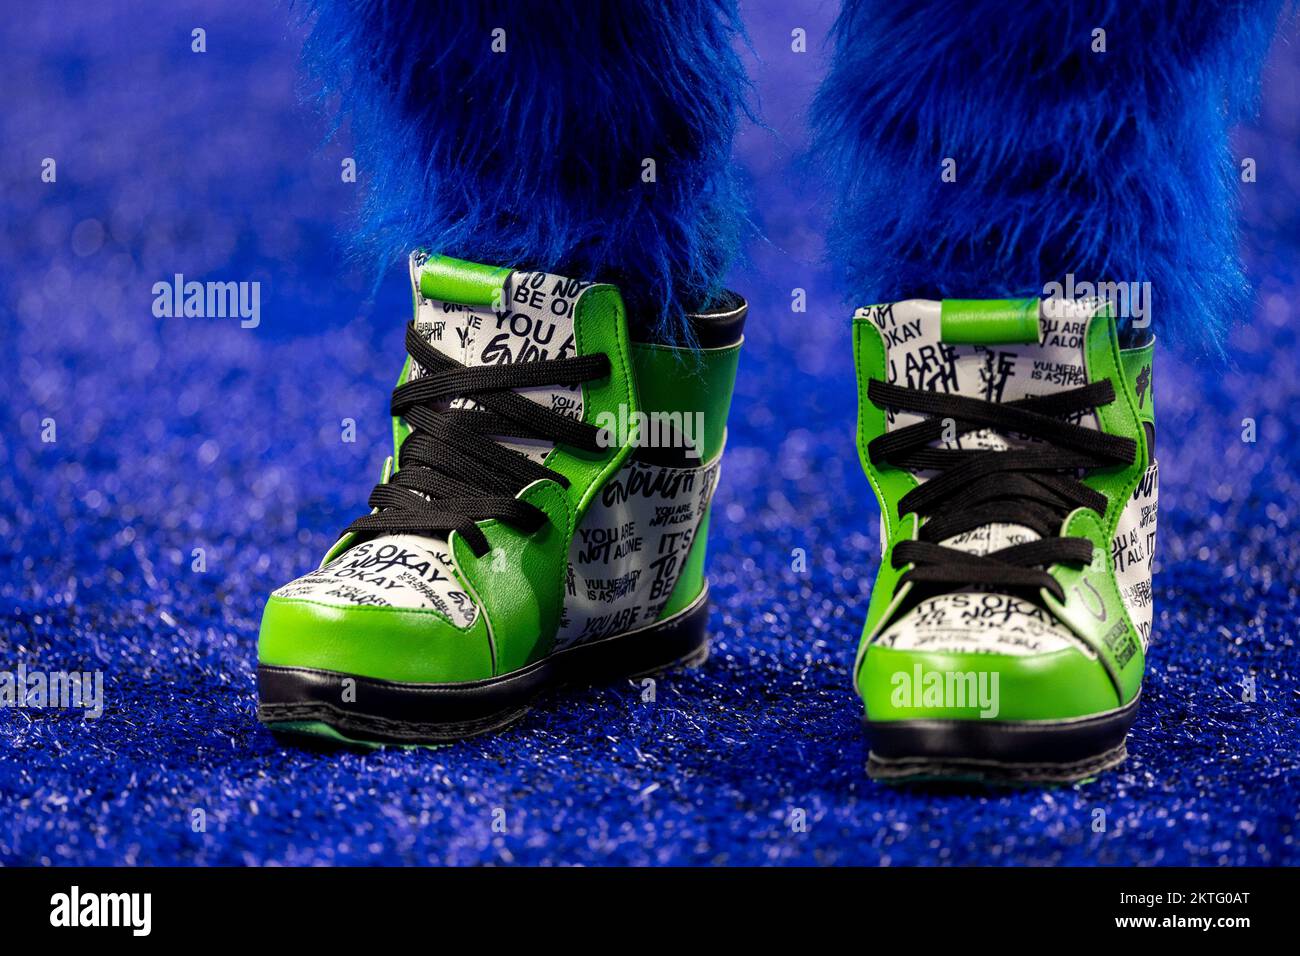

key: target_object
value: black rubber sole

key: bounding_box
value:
[864,695,1141,785]
[257,589,711,746]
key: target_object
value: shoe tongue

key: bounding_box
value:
[407,253,592,464]
[861,297,1107,557]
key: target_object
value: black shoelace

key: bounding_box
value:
[342,321,610,557]
[866,378,1137,601]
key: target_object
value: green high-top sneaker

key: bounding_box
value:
[257,253,744,745]
[852,297,1157,783]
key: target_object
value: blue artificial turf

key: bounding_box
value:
[0,0,1296,865]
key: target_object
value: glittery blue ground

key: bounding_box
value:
[0,2,1296,865]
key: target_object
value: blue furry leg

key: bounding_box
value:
[300,0,749,340]
[811,0,1290,350]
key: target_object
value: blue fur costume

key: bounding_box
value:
[303,0,1287,347]
[812,0,1288,350]
[300,0,748,341]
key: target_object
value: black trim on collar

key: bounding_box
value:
[632,291,747,349]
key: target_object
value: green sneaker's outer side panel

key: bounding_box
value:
[1076,311,1149,523]
[1120,339,1156,430]
[628,338,742,462]
[541,284,639,518]
[626,337,743,620]
[1043,511,1144,706]
[450,479,575,675]
[852,317,922,644]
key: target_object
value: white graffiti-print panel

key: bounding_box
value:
[411,255,589,464]
[555,456,722,651]
[860,298,1121,654]
[1112,461,1158,650]
[874,592,1097,657]
[272,534,478,628]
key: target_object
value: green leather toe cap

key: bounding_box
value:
[257,595,493,684]
[858,645,1122,722]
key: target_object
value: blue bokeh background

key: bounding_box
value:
[0,1,1296,865]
